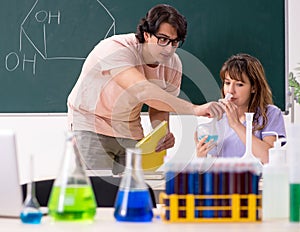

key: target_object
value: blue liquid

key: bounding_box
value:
[165,171,175,194]
[194,172,200,218]
[165,171,175,220]
[20,211,43,224]
[114,190,153,222]
[188,172,194,194]
[198,135,218,143]
[203,171,214,218]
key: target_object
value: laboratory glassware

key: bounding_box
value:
[47,132,97,221]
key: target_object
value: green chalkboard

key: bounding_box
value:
[0,0,286,113]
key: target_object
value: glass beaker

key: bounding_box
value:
[114,148,153,222]
[47,131,97,222]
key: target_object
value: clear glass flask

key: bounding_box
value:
[114,148,153,222]
[20,155,43,224]
[196,118,219,143]
[47,132,97,222]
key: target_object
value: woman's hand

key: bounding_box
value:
[194,131,216,157]
[219,99,240,129]
[155,132,175,152]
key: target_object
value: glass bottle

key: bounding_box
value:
[47,131,97,222]
[20,155,43,224]
[114,148,153,222]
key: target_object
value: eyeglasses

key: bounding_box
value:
[152,34,182,48]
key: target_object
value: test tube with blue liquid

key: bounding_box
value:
[165,162,177,220]
[194,159,204,218]
[20,154,43,224]
[202,159,214,218]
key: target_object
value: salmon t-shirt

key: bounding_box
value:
[67,33,182,140]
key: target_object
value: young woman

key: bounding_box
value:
[196,53,286,164]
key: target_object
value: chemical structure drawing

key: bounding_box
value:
[5,0,115,75]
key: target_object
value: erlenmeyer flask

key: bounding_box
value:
[114,148,153,222]
[47,131,97,221]
[196,118,219,143]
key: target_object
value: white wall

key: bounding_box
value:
[286,0,300,124]
[1,0,300,185]
[288,0,300,73]
[0,114,67,184]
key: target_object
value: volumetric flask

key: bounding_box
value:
[47,132,97,222]
[114,148,153,222]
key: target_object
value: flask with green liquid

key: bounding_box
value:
[48,132,97,222]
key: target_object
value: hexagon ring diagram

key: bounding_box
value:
[19,0,115,60]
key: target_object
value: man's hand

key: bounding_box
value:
[193,102,225,120]
[155,132,175,152]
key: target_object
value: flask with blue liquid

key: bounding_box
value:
[20,155,43,224]
[114,148,153,222]
[196,93,232,156]
[196,118,219,144]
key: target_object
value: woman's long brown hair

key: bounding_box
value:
[220,53,273,131]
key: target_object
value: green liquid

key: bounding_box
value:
[48,185,97,221]
[290,184,300,222]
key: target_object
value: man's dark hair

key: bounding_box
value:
[136,4,187,44]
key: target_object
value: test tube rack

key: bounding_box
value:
[161,158,262,223]
[159,192,262,222]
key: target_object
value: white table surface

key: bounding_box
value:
[0,208,299,232]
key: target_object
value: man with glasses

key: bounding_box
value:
[67,4,224,174]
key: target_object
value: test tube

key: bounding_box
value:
[239,161,249,218]
[218,158,231,218]
[165,162,176,220]
[194,158,204,218]
[203,159,214,218]
[187,162,195,194]
[248,161,260,220]
[175,163,188,218]
[213,159,220,218]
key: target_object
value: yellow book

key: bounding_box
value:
[135,121,168,171]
